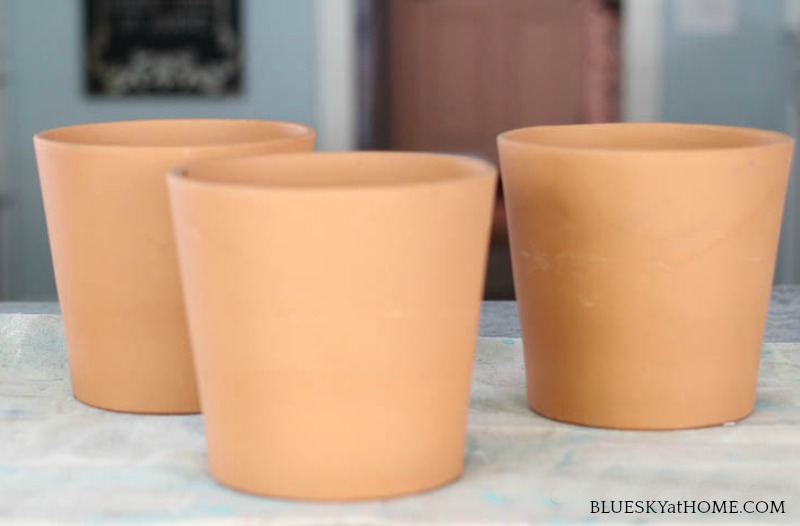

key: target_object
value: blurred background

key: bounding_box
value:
[0,0,798,300]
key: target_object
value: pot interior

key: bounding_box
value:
[36,119,313,148]
[500,123,791,152]
[181,152,495,189]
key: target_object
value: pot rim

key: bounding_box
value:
[168,151,497,194]
[498,122,793,154]
[33,119,315,151]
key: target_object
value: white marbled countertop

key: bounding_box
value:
[1,290,799,524]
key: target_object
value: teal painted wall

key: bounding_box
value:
[662,0,790,131]
[662,0,796,282]
[3,0,317,299]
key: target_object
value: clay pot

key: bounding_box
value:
[168,152,497,500]
[34,119,315,414]
[498,123,794,430]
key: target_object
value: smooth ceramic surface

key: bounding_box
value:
[168,152,498,500]
[499,123,794,430]
[34,119,315,414]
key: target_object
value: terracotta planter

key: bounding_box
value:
[498,123,794,430]
[168,152,497,500]
[34,119,315,414]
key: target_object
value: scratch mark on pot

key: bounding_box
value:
[577,294,595,308]
[557,253,614,264]
[522,249,551,271]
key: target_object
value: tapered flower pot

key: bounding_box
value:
[34,119,315,414]
[498,123,794,430]
[168,152,497,500]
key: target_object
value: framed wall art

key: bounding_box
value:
[85,0,241,96]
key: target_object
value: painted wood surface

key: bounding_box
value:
[0,310,798,524]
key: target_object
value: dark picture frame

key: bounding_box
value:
[85,0,241,96]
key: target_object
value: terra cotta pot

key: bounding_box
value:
[34,119,315,414]
[167,151,497,500]
[498,123,794,430]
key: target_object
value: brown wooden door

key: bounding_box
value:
[387,0,619,298]
[389,0,617,164]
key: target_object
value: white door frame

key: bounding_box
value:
[621,0,664,122]
[315,0,358,151]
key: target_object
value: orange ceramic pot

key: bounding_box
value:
[34,119,315,414]
[168,152,497,500]
[498,123,794,430]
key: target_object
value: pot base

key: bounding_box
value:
[73,391,201,415]
[528,403,754,431]
[209,467,463,502]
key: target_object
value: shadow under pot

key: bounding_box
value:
[498,122,794,430]
[34,119,316,414]
[167,151,498,500]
